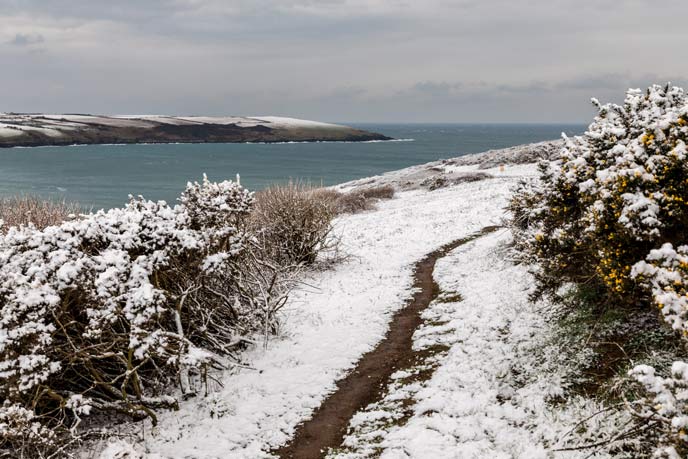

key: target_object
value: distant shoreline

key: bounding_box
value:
[4,138,414,150]
[0,114,392,148]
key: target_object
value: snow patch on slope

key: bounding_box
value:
[0,123,23,138]
[0,114,351,137]
[251,116,346,129]
[106,166,523,458]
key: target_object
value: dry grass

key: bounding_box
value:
[311,184,396,215]
[0,195,82,232]
[420,172,492,191]
[250,183,396,265]
[308,188,343,211]
[359,184,395,200]
[332,191,373,214]
[251,182,338,266]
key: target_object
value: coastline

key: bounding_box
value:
[3,137,414,149]
[0,114,392,148]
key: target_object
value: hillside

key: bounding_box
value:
[0,114,390,147]
[92,144,611,458]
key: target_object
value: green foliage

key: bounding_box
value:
[510,84,688,310]
[510,84,688,456]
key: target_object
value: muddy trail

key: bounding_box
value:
[274,226,500,459]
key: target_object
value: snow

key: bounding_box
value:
[181,116,263,127]
[250,116,346,129]
[337,151,549,192]
[334,230,612,458]
[111,115,344,129]
[130,116,261,127]
[0,177,254,450]
[80,156,632,458]
[42,114,157,128]
[0,114,350,136]
[0,123,23,138]
[106,165,523,458]
[139,115,345,129]
[0,122,65,138]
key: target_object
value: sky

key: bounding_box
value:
[1,0,687,123]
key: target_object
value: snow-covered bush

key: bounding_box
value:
[627,363,688,458]
[0,175,299,456]
[511,83,688,305]
[633,244,688,335]
[510,84,688,455]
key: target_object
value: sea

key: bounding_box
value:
[0,123,586,210]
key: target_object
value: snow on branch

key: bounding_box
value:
[0,175,309,456]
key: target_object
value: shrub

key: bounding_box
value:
[332,190,373,214]
[626,363,688,458]
[0,195,82,232]
[359,184,395,200]
[420,172,491,191]
[251,182,337,266]
[511,84,688,306]
[0,176,299,457]
[321,185,395,215]
[510,84,688,455]
[308,188,343,210]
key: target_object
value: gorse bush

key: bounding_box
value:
[627,363,688,459]
[510,84,688,456]
[512,84,688,306]
[0,175,317,457]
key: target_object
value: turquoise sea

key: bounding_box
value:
[0,123,585,210]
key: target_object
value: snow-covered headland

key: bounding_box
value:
[0,114,389,147]
[88,140,630,459]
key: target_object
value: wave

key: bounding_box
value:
[363,138,415,143]
[244,138,416,145]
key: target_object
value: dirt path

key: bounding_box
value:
[274,226,499,459]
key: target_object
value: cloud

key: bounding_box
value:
[0,0,687,121]
[8,32,44,46]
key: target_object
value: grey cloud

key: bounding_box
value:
[0,1,687,122]
[407,82,463,97]
[0,0,188,23]
[8,32,44,46]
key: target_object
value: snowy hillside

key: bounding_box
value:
[0,114,389,147]
[89,151,626,458]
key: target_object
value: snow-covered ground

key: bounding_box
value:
[0,123,24,138]
[97,164,532,458]
[0,120,68,138]
[99,160,624,458]
[250,116,347,129]
[332,231,620,459]
[337,142,560,192]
